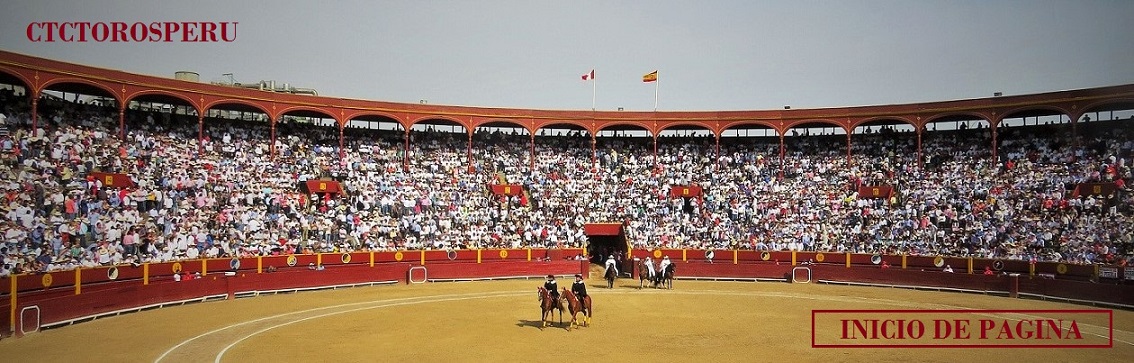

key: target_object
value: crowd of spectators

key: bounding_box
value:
[0,89,1131,276]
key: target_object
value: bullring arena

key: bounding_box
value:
[0,50,1133,362]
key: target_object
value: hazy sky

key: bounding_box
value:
[1,0,1132,112]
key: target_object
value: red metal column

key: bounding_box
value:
[118,104,126,140]
[404,129,411,171]
[652,136,658,169]
[590,136,597,172]
[529,134,535,171]
[270,119,277,160]
[467,131,473,173]
[30,94,38,131]
[916,128,923,170]
[197,113,205,153]
[338,122,345,163]
[845,133,852,165]
[778,134,785,178]
[714,136,720,171]
[990,123,998,163]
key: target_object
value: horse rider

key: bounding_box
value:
[571,274,588,309]
[643,256,656,281]
[544,274,560,301]
[658,255,673,282]
[603,255,619,278]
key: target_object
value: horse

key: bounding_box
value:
[561,288,591,330]
[658,263,676,290]
[638,259,657,289]
[537,287,563,328]
[604,265,617,289]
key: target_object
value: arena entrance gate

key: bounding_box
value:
[583,223,626,268]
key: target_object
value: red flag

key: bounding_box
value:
[582,69,595,81]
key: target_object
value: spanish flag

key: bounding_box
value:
[642,70,658,83]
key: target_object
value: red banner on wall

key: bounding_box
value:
[669,185,703,198]
[89,172,135,188]
[305,180,342,195]
[489,184,524,196]
[1073,182,1116,197]
[857,185,894,199]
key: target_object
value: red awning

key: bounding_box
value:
[584,223,623,236]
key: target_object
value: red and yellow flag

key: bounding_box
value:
[642,70,658,83]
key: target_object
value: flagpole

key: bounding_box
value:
[592,68,597,111]
[653,71,659,112]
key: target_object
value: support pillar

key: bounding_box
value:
[466,131,474,173]
[845,133,852,165]
[529,133,535,171]
[652,136,658,170]
[404,129,411,171]
[990,122,998,164]
[118,104,126,140]
[197,113,205,154]
[916,128,923,170]
[30,94,39,131]
[270,119,277,160]
[714,135,721,171]
[778,133,785,179]
[590,136,597,173]
[338,122,345,163]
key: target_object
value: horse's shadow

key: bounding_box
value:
[516,319,553,329]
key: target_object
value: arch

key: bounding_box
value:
[0,65,33,89]
[344,110,404,125]
[410,115,470,131]
[472,118,530,133]
[720,120,780,134]
[1000,105,1071,121]
[849,116,915,129]
[784,119,845,131]
[533,119,590,133]
[594,121,653,136]
[39,77,120,101]
[923,111,991,125]
[1079,98,1134,114]
[125,90,201,113]
[202,99,272,118]
[278,105,338,121]
[655,121,718,137]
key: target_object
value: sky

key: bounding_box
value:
[1,0,1133,112]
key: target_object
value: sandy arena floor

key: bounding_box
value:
[0,276,1130,363]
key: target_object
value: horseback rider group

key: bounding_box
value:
[572,274,587,300]
[544,274,560,301]
[603,255,619,277]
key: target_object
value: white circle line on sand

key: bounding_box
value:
[154,291,527,363]
[150,284,1131,362]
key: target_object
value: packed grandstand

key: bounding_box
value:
[0,79,1132,278]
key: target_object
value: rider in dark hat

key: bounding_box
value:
[572,274,588,311]
[544,274,560,301]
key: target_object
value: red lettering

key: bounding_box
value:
[953,319,969,339]
[220,22,237,42]
[129,22,147,41]
[200,22,217,42]
[44,22,56,42]
[26,22,41,42]
[76,22,90,42]
[1065,320,1082,340]
[111,22,127,42]
[57,22,72,42]
[979,319,995,339]
[997,321,1014,339]
[934,319,951,339]
[907,320,925,339]
[181,22,197,42]
[91,23,108,42]
[880,320,897,339]
[148,22,162,42]
[164,22,180,42]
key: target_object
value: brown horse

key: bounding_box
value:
[638,259,657,289]
[537,287,563,328]
[561,288,591,330]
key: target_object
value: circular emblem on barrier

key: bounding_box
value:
[172,262,183,273]
[933,256,945,268]
[760,251,770,261]
[341,253,352,264]
[1056,263,1068,274]
[705,249,715,261]
[395,251,404,262]
[42,273,53,287]
[287,255,298,267]
[447,250,458,261]
[815,253,825,262]
[108,266,119,280]
[993,260,1004,271]
[871,254,883,265]
[499,249,509,259]
[653,250,663,259]
[230,258,241,270]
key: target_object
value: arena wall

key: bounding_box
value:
[2,248,1130,338]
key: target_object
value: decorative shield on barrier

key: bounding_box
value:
[705,249,715,262]
[815,253,825,262]
[1056,264,1068,274]
[230,258,241,270]
[871,254,883,265]
[395,251,404,261]
[341,253,352,264]
[933,256,945,268]
[993,260,1004,271]
[108,266,119,280]
[42,273,53,288]
[499,250,509,259]
[760,251,770,261]
[447,250,457,261]
[287,255,298,267]
[653,250,663,258]
[172,262,183,273]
